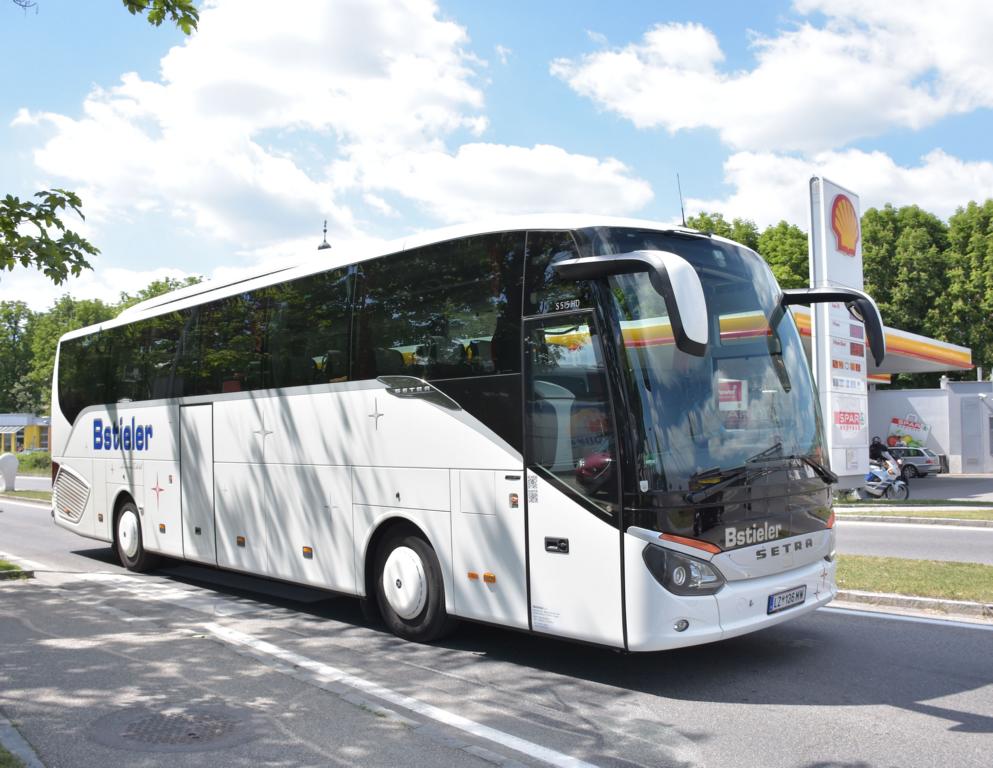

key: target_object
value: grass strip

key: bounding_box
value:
[836,555,993,603]
[0,559,21,573]
[13,466,49,477]
[0,490,51,503]
[0,742,25,768]
[837,507,993,521]
[837,497,993,508]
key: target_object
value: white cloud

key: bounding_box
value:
[495,45,512,65]
[13,0,652,274]
[552,1,993,152]
[686,149,993,229]
[339,142,652,222]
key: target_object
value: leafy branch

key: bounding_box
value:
[0,190,99,285]
[121,0,199,35]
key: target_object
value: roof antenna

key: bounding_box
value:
[676,173,686,227]
[317,219,331,251]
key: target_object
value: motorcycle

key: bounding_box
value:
[858,458,910,500]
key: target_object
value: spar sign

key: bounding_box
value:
[834,409,865,432]
[809,177,870,482]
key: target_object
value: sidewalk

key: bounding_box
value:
[0,573,526,768]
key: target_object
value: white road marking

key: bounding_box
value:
[204,622,599,768]
[823,606,993,631]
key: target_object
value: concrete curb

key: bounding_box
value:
[836,514,993,527]
[0,711,45,768]
[837,589,993,619]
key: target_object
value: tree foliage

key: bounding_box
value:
[121,0,199,35]
[0,301,35,411]
[0,190,98,284]
[931,201,993,379]
[686,211,760,251]
[1,0,198,287]
[757,221,809,289]
[116,275,202,311]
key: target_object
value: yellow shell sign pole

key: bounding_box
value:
[808,176,870,489]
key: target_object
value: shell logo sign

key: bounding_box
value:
[831,194,859,256]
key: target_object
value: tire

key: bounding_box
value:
[374,530,455,643]
[886,481,910,501]
[902,465,918,481]
[115,501,160,572]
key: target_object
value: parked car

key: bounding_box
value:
[888,446,940,479]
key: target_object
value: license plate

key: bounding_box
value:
[767,585,806,614]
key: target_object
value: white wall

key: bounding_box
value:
[868,382,993,474]
[945,382,993,474]
[868,389,950,454]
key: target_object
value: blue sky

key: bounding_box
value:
[3,0,993,309]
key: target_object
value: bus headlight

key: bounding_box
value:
[642,544,726,596]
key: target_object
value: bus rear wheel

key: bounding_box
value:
[374,530,455,643]
[115,501,160,572]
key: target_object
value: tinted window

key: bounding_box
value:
[525,313,618,513]
[106,311,187,403]
[353,233,524,381]
[196,292,269,395]
[58,331,112,423]
[523,230,591,316]
[268,269,352,388]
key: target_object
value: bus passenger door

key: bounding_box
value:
[523,313,624,648]
[180,404,216,564]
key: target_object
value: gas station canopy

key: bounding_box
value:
[791,306,972,382]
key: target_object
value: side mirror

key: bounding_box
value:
[553,250,708,356]
[780,287,886,366]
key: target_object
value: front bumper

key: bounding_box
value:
[624,531,836,652]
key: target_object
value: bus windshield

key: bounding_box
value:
[586,228,825,499]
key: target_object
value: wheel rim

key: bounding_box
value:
[381,546,427,620]
[118,509,139,559]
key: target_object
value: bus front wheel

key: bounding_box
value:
[115,501,160,572]
[374,530,455,643]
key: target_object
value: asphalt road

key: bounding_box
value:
[901,473,993,502]
[2,499,992,768]
[836,520,993,565]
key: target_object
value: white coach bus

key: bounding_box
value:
[51,216,884,651]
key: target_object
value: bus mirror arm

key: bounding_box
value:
[553,250,709,356]
[780,287,886,366]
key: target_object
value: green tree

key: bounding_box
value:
[0,301,36,411]
[757,220,809,289]
[116,275,202,311]
[686,211,760,251]
[2,1,198,286]
[861,204,950,341]
[931,200,993,379]
[0,190,98,284]
[26,296,115,410]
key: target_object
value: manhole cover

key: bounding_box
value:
[89,704,263,753]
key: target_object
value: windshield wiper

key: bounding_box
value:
[684,464,776,504]
[684,445,837,503]
[745,450,839,485]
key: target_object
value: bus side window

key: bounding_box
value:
[526,316,618,509]
[353,233,523,381]
[267,268,352,389]
[523,231,591,316]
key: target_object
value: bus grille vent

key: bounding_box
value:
[54,468,90,523]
